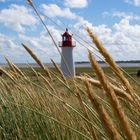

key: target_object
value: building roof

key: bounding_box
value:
[62,28,72,37]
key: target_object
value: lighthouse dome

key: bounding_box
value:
[62,28,72,37]
[60,28,75,47]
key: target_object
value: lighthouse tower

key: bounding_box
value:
[59,28,76,77]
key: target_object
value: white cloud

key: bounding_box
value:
[72,16,140,61]
[103,11,140,20]
[113,18,140,40]
[64,0,88,8]
[0,4,38,33]
[1,15,140,63]
[41,4,77,19]
[1,2,140,63]
[0,33,17,50]
[0,30,59,63]
[0,0,5,2]
[0,33,26,63]
[125,0,140,6]
[19,25,62,62]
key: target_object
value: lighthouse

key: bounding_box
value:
[59,28,76,77]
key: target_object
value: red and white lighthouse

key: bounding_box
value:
[59,28,76,77]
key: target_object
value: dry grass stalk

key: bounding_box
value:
[0,68,15,83]
[0,77,11,92]
[51,59,68,85]
[39,73,57,94]
[88,51,137,140]
[5,57,27,80]
[85,78,121,140]
[12,64,27,79]
[5,57,16,72]
[77,76,133,102]
[28,64,40,79]
[22,43,52,80]
[76,88,98,140]
[86,28,133,96]
[27,0,32,5]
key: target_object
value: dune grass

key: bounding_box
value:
[0,29,140,140]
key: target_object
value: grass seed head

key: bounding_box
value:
[27,0,32,5]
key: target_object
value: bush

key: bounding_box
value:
[137,70,140,77]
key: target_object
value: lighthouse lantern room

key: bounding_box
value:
[59,29,76,77]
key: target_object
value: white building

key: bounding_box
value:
[59,29,76,77]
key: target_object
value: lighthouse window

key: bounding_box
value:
[63,36,66,41]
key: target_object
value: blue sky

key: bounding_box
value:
[0,0,140,63]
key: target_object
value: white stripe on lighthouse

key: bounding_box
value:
[61,47,75,77]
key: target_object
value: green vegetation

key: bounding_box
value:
[9,66,139,77]
[1,58,140,140]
